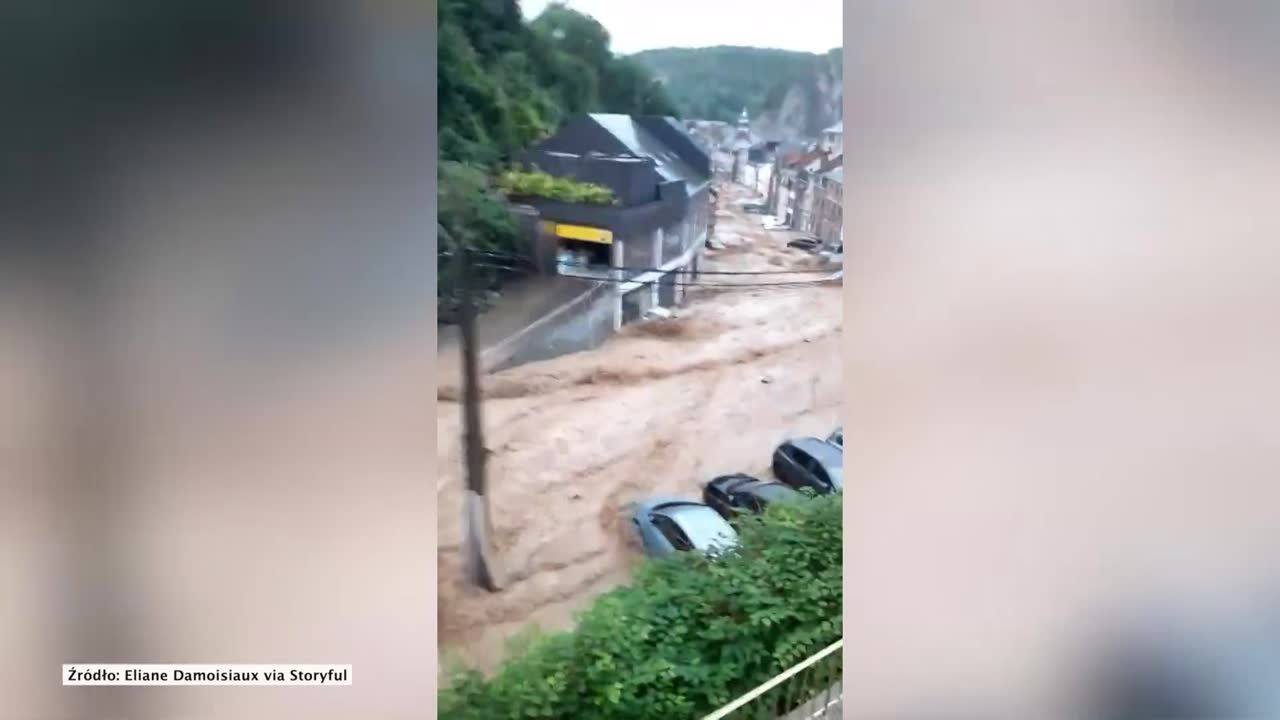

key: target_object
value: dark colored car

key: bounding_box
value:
[772,437,843,494]
[827,426,843,448]
[786,236,822,251]
[702,474,801,519]
[629,496,740,559]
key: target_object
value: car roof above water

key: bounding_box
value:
[634,495,705,516]
[710,473,760,491]
[788,436,843,465]
[751,482,800,501]
[661,504,738,549]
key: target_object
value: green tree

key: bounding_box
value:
[603,57,679,116]
[530,3,616,73]
[437,0,680,296]
[438,161,518,301]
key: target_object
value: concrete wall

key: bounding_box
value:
[661,215,688,263]
[622,285,654,322]
[488,282,618,372]
[624,230,655,270]
[660,186,708,264]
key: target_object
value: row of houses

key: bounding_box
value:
[765,121,843,249]
[467,111,838,368]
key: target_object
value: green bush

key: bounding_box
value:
[439,494,842,719]
[497,168,618,206]
[438,161,519,304]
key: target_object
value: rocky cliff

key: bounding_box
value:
[631,46,843,144]
[752,48,843,143]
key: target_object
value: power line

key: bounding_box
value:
[465,262,840,289]
[558,260,836,276]
[443,249,839,277]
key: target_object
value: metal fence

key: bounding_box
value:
[699,639,843,720]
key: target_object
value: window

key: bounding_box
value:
[557,239,612,274]
[706,484,728,505]
[811,462,830,487]
[798,450,826,483]
[650,515,694,551]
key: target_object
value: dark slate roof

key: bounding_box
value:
[588,114,707,188]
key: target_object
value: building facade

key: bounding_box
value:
[731,107,753,185]
[811,165,843,248]
[767,146,824,229]
[820,121,843,155]
[516,113,713,332]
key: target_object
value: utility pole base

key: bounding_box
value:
[464,490,503,592]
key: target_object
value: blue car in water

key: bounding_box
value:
[629,496,740,559]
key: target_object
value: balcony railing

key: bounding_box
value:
[699,639,843,720]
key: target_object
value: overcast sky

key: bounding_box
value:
[519,0,842,55]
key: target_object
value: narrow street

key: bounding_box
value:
[436,184,842,673]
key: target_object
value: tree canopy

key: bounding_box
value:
[437,0,679,307]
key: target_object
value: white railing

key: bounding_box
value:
[699,639,843,720]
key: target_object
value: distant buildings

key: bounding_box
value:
[811,164,843,248]
[730,107,755,184]
[684,119,732,151]
[767,142,842,249]
[820,121,843,155]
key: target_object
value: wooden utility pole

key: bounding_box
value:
[451,239,502,592]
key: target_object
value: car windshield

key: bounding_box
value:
[754,484,798,502]
[826,465,843,490]
[665,506,738,551]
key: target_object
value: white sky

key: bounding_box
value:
[519,0,842,55]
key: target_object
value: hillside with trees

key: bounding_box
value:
[631,45,843,140]
[438,0,676,307]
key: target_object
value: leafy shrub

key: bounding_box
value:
[497,168,618,206]
[439,494,842,719]
[439,162,518,251]
[438,161,520,309]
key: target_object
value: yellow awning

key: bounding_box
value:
[554,224,613,244]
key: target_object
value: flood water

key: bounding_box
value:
[436,185,843,674]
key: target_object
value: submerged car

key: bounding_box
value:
[702,474,801,519]
[786,236,822,252]
[629,496,740,559]
[772,437,843,495]
[827,426,843,448]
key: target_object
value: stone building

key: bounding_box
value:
[811,163,843,248]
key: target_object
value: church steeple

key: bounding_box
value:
[734,107,751,145]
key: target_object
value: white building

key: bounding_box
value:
[731,107,753,184]
[820,121,843,155]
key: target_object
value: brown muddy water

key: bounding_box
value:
[436,186,842,674]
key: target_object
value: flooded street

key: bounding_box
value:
[436,186,842,672]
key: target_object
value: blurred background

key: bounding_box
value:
[5,0,1280,718]
[843,1,1280,717]
[1,2,436,718]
